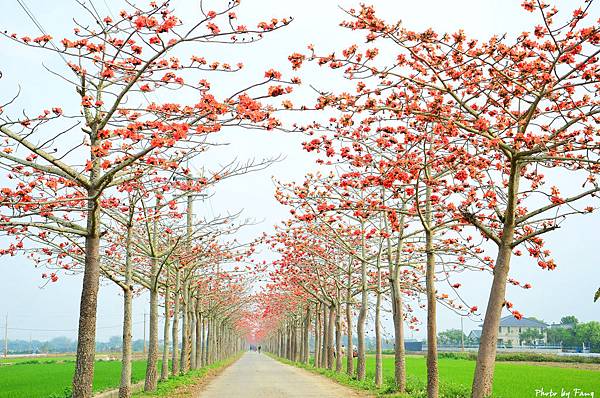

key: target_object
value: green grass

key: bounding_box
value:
[271,354,600,397]
[0,359,150,398]
[0,355,76,365]
[133,354,241,397]
[437,351,600,364]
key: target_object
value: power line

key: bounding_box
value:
[14,0,69,65]
[4,320,144,333]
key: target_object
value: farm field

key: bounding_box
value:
[0,355,77,365]
[359,355,600,397]
[0,358,151,398]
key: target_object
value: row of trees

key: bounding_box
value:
[0,1,296,397]
[2,336,145,354]
[547,317,600,352]
[254,2,599,398]
[1,1,598,398]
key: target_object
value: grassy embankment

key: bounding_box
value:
[270,353,600,397]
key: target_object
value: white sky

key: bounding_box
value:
[0,0,598,342]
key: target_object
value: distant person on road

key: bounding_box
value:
[258,345,262,354]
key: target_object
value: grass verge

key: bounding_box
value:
[269,353,600,398]
[132,354,241,397]
[266,353,470,398]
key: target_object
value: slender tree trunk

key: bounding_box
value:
[384,204,407,392]
[314,302,321,368]
[293,320,300,362]
[392,275,406,391]
[356,256,368,380]
[190,299,197,370]
[205,317,211,365]
[203,317,209,366]
[335,302,343,372]
[119,286,133,398]
[72,188,101,398]
[321,304,328,368]
[144,285,159,391]
[471,163,520,398]
[303,306,311,365]
[346,258,354,376]
[287,322,293,360]
[171,270,180,375]
[200,314,206,367]
[195,301,202,368]
[119,217,134,398]
[300,316,306,362]
[375,268,383,387]
[425,181,439,398]
[180,280,190,373]
[327,304,335,370]
[161,271,170,381]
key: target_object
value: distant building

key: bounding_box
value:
[468,329,482,343]
[494,316,548,346]
[549,322,575,330]
[404,339,423,352]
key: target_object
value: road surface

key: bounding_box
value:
[196,352,367,398]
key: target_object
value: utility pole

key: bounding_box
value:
[4,314,8,358]
[460,316,465,352]
[143,313,147,354]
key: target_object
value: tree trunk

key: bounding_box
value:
[346,259,354,376]
[356,259,368,380]
[327,305,335,370]
[335,302,343,373]
[161,275,170,381]
[303,306,311,365]
[119,286,133,398]
[180,280,190,373]
[375,271,383,387]
[425,182,439,398]
[205,317,211,365]
[72,189,101,398]
[471,163,520,398]
[425,242,439,397]
[471,243,513,397]
[200,314,206,367]
[144,285,159,391]
[314,302,321,368]
[190,298,197,370]
[321,305,328,368]
[386,206,407,392]
[119,219,134,398]
[195,301,202,368]
[171,270,180,375]
[392,275,406,391]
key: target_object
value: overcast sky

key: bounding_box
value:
[0,0,598,343]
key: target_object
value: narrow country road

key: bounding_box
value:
[196,352,368,398]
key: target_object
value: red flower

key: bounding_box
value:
[264,69,282,80]
[512,310,523,320]
[288,53,306,70]
[207,22,220,34]
[81,96,93,107]
[100,67,115,78]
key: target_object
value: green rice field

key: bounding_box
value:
[0,358,150,398]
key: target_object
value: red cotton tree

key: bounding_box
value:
[300,2,600,397]
[0,1,294,396]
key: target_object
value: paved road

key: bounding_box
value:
[196,352,367,398]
